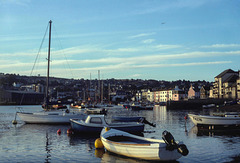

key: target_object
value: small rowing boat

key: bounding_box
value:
[100,127,188,161]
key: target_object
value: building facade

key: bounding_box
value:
[212,69,240,99]
[188,85,200,99]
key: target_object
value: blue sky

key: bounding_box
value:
[0,0,240,82]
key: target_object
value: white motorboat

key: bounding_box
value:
[100,127,188,161]
[70,114,144,134]
[17,109,86,124]
[16,20,86,124]
[188,113,240,127]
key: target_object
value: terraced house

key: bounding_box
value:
[212,69,240,99]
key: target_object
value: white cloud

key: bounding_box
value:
[142,39,155,44]
[154,44,182,50]
[133,61,232,68]
[201,44,240,48]
[106,48,139,53]
[1,45,239,79]
[128,33,156,39]
[0,0,31,6]
[129,74,142,78]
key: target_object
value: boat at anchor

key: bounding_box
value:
[100,127,188,161]
[17,20,86,124]
[188,113,240,129]
[70,114,144,134]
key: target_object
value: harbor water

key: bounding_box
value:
[0,105,239,163]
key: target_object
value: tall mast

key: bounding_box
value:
[98,70,100,103]
[46,20,52,107]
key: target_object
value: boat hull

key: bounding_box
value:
[17,112,86,124]
[101,128,182,161]
[131,105,153,111]
[70,119,144,134]
[188,114,240,126]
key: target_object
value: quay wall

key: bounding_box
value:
[167,99,229,110]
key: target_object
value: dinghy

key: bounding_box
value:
[100,127,188,161]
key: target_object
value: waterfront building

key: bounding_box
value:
[237,75,240,99]
[154,86,186,102]
[172,86,187,101]
[213,69,238,99]
[135,90,142,102]
[212,69,240,99]
[188,84,200,99]
[36,84,45,93]
[141,89,154,102]
[209,86,214,98]
[200,85,210,99]
[222,75,238,99]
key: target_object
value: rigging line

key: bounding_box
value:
[52,24,75,79]
[19,22,49,105]
[30,23,49,76]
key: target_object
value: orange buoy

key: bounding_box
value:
[184,115,188,120]
[57,129,61,135]
[67,128,73,134]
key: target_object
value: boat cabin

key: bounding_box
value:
[84,114,108,125]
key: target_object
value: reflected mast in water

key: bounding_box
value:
[45,132,51,163]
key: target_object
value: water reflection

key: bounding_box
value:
[1,105,240,163]
[95,149,105,158]
[45,132,52,163]
[190,126,240,137]
[68,134,99,148]
[153,106,167,122]
[100,151,179,163]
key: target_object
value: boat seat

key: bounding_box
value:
[107,135,157,144]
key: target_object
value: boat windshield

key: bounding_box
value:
[90,117,103,124]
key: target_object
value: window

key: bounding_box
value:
[90,117,102,124]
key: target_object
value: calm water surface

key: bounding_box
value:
[0,105,239,163]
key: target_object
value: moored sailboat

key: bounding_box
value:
[17,20,86,124]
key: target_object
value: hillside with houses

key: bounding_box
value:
[0,69,239,106]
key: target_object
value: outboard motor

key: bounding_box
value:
[162,130,177,151]
[139,117,156,127]
[177,143,189,156]
[162,130,189,156]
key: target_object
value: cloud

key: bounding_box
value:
[50,50,237,68]
[154,44,182,50]
[1,45,239,79]
[142,39,155,44]
[201,44,240,48]
[19,49,240,66]
[0,0,31,6]
[133,61,232,68]
[128,33,156,39]
[129,74,142,78]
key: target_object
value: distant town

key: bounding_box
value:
[0,68,239,105]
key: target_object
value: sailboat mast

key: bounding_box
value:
[46,20,52,106]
